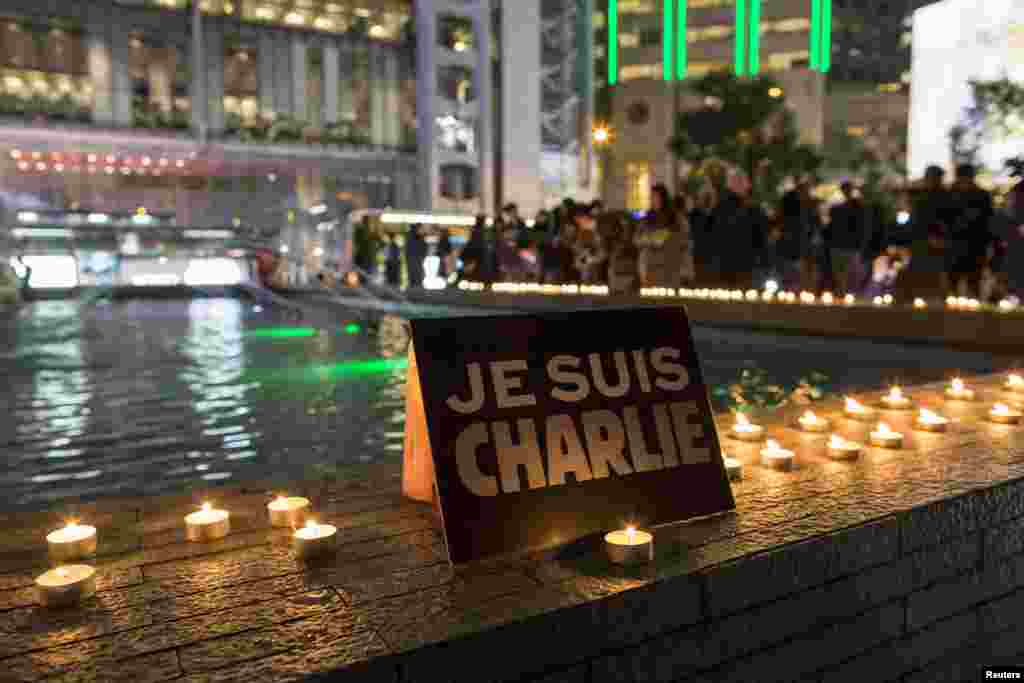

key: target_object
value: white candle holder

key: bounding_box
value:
[869,423,904,449]
[945,379,975,402]
[989,404,1023,425]
[843,398,876,421]
[185,503,230,542]
[293,520,338,560]
[730,414,764,442]
[1005,374,1024,394]
[880,387,913,410]
[267,496,311,528]
[760,440,795,471]
[797,411,830,433]
[604,527,654,566]
[916,409,949,433]
[827,435,862,460]
[46,522,97,563]
[723,457,743,481]
[36,565,96,608]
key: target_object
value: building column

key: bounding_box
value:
[369,42,385,145]
[500,0,541,215]
[87,32,113,125]
[257,33,276,116]
[382,48,401,146]
[291,36,308,122]
[474,0,494,214]
[205,22,225,136]
[414,3,437,211]
[273,34,292,116]
[338,42,354,122]
[109,28,132,126]
[323,43,340,124]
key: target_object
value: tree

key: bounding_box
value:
[669,71,823,207]
[949,76,1024,171]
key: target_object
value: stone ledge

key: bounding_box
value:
[0,374,1021,681]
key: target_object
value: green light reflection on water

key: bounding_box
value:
[343,323,361,335]
[245,357,408,386]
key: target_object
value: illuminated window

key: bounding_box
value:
[877,82,902,93]
[687,60,729,77]
[687,0,731,7]
[846,126,866,137]
[620,63,661,81]
[619,0,655,13]
[765,50,810,72]
[626,163,651,211]
[763,18,810,34]
[688,25,733,42]
[619,32,641,47]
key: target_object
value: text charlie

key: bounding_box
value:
[445,348,712,497]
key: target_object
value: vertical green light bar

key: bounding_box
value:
[676,0,687,79]
[663,0,673,81]
[748,0,761,75]
[821,0,832,72]
[810,0,820,71]
[608,0,618,85]
[734,0,747,76]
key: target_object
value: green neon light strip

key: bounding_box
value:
[821,0,832,72]
[748,0,760,75]
[663,0,673,81]
[608,0,618,85]
[676,0,688,79]
[810,0,820,71]
[734,0,746,76]
[245,327,318,339]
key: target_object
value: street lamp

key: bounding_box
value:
[592,125,612,202]
[592,125,611,146]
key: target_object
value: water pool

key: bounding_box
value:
[0,297,1015,510]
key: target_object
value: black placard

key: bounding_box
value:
[408,307,734,564]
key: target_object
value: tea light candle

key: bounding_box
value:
[797,410,830,433]
[827,435,862,460]
[731,413,764,442]
[869,422,904,449]
[945,378,975,401]
[881,386,912,410]
[46,521,97,562]
[604,526,654,566]
[185,502,230,542]
[292,519,338,560]
[35,565,96,608]
[913,298,927,309]
[723,456,743,481]
[760,440,795,471]
[1005,374,1024,394]
[844,397,876,421]
[267,496,311,528]
[989,403,1023,425]
[916,409,949,433]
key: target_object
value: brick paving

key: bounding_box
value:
[1,372,1022,681]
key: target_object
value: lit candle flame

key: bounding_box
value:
[765,439,783,452]
[1008,374,1023,387]
[65,520,79,531]
[888,386,903,400]
[626,525,636,540]
[875,422,895,436]
[736,413,751,426]
[845,397,866,412]
[201,502,212,512]
[951,378,965,393]
[305,519,318,530]
[829,435,846,448]
[801,411,819,424]
[920,409,945,423]
[993,403,1012,416]
[56,567,68,577]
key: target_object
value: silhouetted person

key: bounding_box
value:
[828,181,869,295]
[405,224,427,289]
[947,163,994,298]
[384,236,402,287]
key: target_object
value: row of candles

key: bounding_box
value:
[35,496,332,607]
[460,279,1022,314]
[607,374,1024,565]
[34,374,1024,592]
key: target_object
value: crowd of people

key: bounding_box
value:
[345,163,1024,304]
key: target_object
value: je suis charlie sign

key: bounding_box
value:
[402,307,734,564]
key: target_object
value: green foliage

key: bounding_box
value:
[670,72,823,207]
[951,77,1024,171]
[712,365,831,413]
